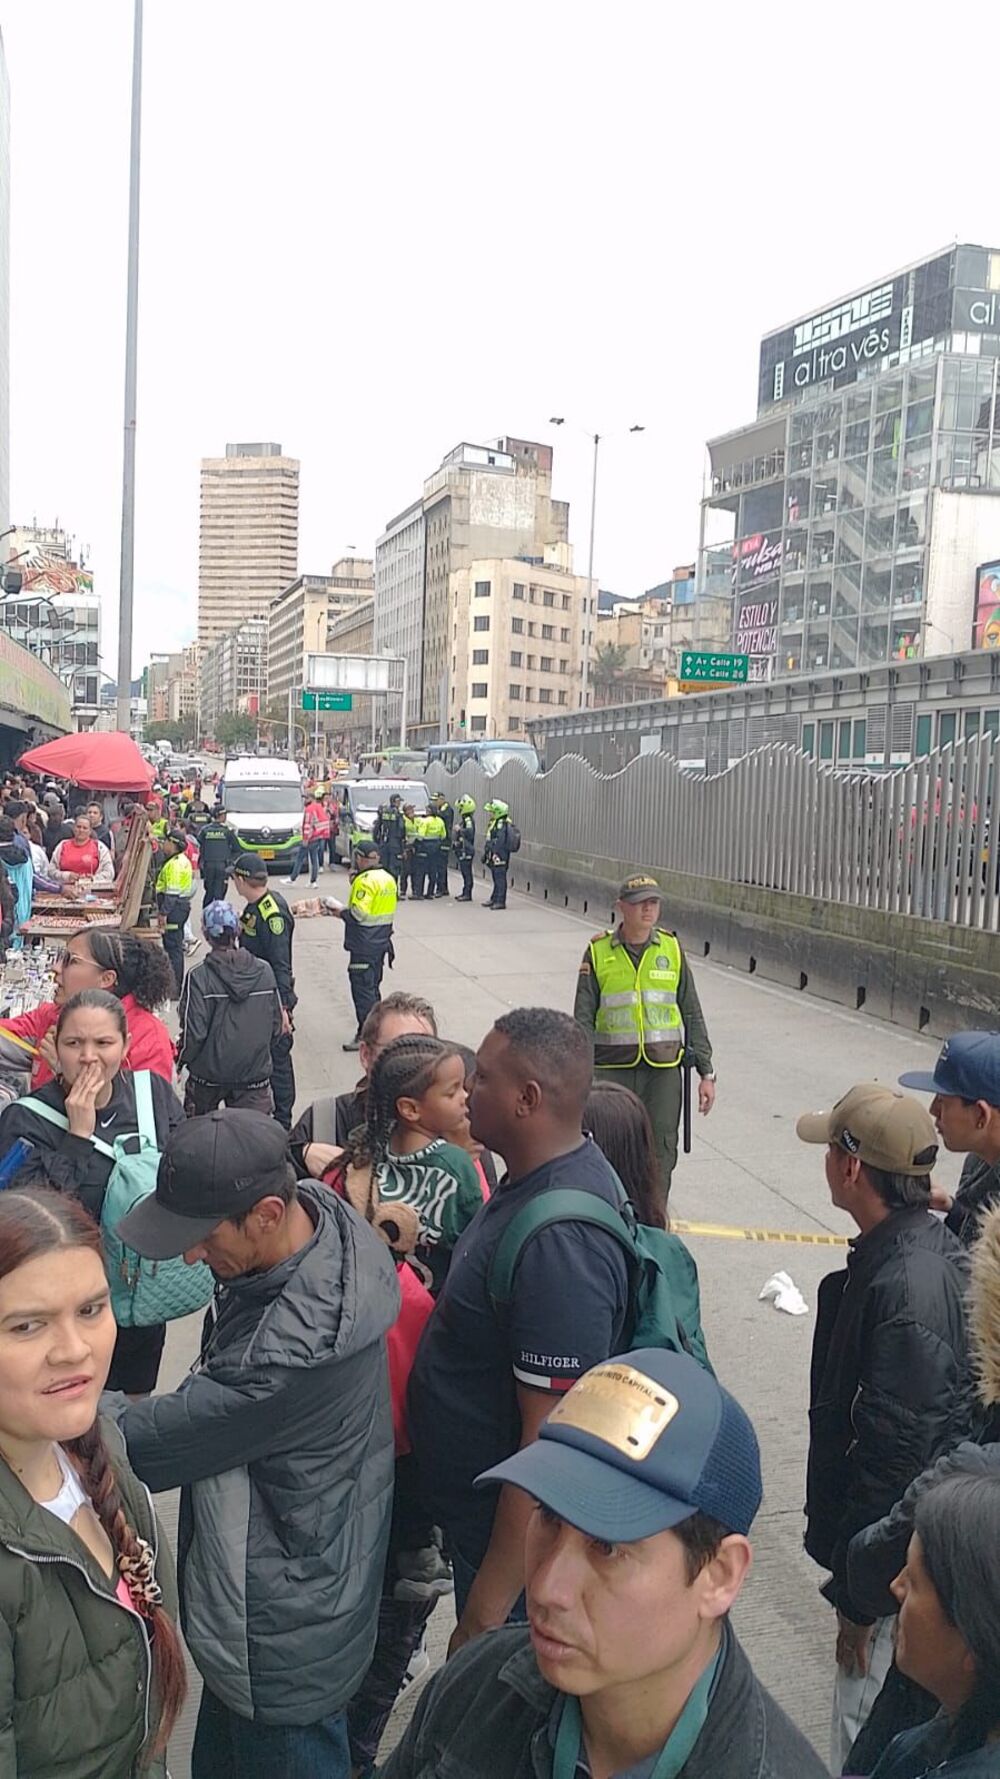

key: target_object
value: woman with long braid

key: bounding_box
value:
[0,1186,185,1775]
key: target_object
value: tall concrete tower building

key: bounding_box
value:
[198,442,299,647]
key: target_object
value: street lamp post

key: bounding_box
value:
[116,0,144,738]
[549,418,645,710]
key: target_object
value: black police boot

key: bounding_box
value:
[342,1035,361,1052]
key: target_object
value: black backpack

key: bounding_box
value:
[506,820,522,852]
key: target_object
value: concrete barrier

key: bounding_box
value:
[511,840,1000,1040]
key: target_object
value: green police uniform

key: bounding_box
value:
[574,923,713,1205]
[155,850,194,999]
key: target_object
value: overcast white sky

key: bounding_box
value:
[4,1,999,681]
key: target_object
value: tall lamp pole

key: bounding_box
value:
[549,419,645,710]
[116,0,144,738]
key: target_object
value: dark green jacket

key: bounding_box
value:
[0,1420,179,1778]
[573,926,714,1075]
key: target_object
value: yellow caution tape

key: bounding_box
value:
[672,1219,848,1247]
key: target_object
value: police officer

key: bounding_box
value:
[335,838,398,1050]
[398,802,419,900]
[483,799,512,909]
[573,873,716,1208]
[233,853,297,1127]
[197,805,239,906]
[155,828,194,999]
[430,792,454,897]
[375,792,407,885]
[416,805,448,900]
[453,795,477,901]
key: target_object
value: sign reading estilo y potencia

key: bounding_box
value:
[731,534,781,682]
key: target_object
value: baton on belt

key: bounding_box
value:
[682,1062,693,1155]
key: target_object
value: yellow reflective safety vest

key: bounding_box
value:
[418,815,447,843]
[155,852,194,899]
[590,928,684,1069]
[348,866,398,927]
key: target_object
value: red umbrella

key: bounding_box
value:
[18,732,155,793]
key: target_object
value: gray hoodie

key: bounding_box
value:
[115,1184,399,1724]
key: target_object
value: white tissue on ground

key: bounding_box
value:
[758,1270,809,1316]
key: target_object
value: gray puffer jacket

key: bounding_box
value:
[113,1183,398,1724]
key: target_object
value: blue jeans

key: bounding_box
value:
[191,1686,351,1779]
[290,838,324,882]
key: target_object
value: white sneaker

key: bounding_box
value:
[398,1634,431,1697]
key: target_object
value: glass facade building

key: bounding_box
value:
[700,246,1000,681]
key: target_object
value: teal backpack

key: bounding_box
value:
[18,1072,215,1329]
[487,1184,713,1374]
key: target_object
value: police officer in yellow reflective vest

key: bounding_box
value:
[573,872,716,1208]
[155,829,194,1000]
[335,838,398,1050]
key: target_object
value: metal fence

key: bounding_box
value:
[426,736,1000,932]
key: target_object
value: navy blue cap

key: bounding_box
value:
[899,1031,1000,1105]
[476,1348,761,1542]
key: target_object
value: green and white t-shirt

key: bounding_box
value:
[378,1139,484,1287]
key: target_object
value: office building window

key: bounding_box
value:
[470,715,487,733]
[538,688,552,703]
[513,583,525,600]
[510,650,523,666]
[512,617,524,634]
[558,690,568,705]
[472,648,489,664]
[471,681,488,697]
[528,622,537,637]
[540,656,554,672]
[561,594,571,609]
[473,615,490,632]
[525,686,534,700]
[543,590,555,607]
[474,580,491,598]
[541,624,554,640]
[508,716,522,731]
[509,684,522,700]
[527,655,536,669]
[560,628,570,642]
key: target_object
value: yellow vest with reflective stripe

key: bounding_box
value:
[348,867,398,926]
[590,929,684,1069]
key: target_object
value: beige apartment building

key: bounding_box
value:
[266,557,374,709]
[450,552,589,739]
[199,620,267,737]
[198,443,300,647]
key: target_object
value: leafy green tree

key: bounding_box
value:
[214,711,258,750]
[591,642,630,689]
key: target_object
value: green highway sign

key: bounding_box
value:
[302,691,353,712]
[679,651,749,684]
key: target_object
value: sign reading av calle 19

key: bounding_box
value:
[679,651,749,684]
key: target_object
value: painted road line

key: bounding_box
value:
[673,1219,848,1247]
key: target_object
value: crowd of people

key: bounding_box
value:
[0,763,997,1776]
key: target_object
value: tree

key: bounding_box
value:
[591,642,630,690]
[214,711,258,751]
[144,716,197,747]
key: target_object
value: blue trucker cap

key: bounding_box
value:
[202,899,239,939]
[476,1348,762,1542]
[899,1031,1000,1105]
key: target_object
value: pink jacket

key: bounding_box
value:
[302,801,331,843]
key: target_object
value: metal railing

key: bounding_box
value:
[426,736,1000,932]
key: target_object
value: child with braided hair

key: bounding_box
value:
[345,1032,486,1293]
[0,1185,185,1775]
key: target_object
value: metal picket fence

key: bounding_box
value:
[425,736,1000,933]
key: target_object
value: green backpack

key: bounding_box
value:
[18,1072,215,1329]
[487,1185,713,1374]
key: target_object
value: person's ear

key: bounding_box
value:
[395,1095,422,1128]
[695,1534,752,1622]
[520,1079,542,1116]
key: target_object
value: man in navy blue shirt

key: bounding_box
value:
[407,1006,630,1657]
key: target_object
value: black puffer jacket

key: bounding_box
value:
[806,1205,976,1620]
[113,1183,399,1725]
[848,1201,1000,1619]
[177,946,282,1085]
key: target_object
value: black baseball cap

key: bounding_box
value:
[899,1032,1000,1106]
[232,853,268,881]
[354,839,380,858]
[116,1110,291,1259]
[478,1348,762,1542]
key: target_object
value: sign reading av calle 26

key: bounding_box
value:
[679,652,749,684]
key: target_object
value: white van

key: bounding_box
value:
[220,757,303,870]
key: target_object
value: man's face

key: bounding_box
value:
[87,805,102,828]
[524,1506,736,1700]
[469,1029,523,1155]
[823,1141,860,1213]
[359,1010,434,1078]
[182,1195,284,1279]
[618,896,660,940]
[929,1091,984,1152]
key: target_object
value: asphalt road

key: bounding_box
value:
[158,861,959,1774]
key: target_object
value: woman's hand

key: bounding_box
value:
[37,1028,59,1076]
[64,1061,104,1140]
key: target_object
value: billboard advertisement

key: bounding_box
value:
[732,534,781,680]
[974,560,1000,650]
[758,250,955,411]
